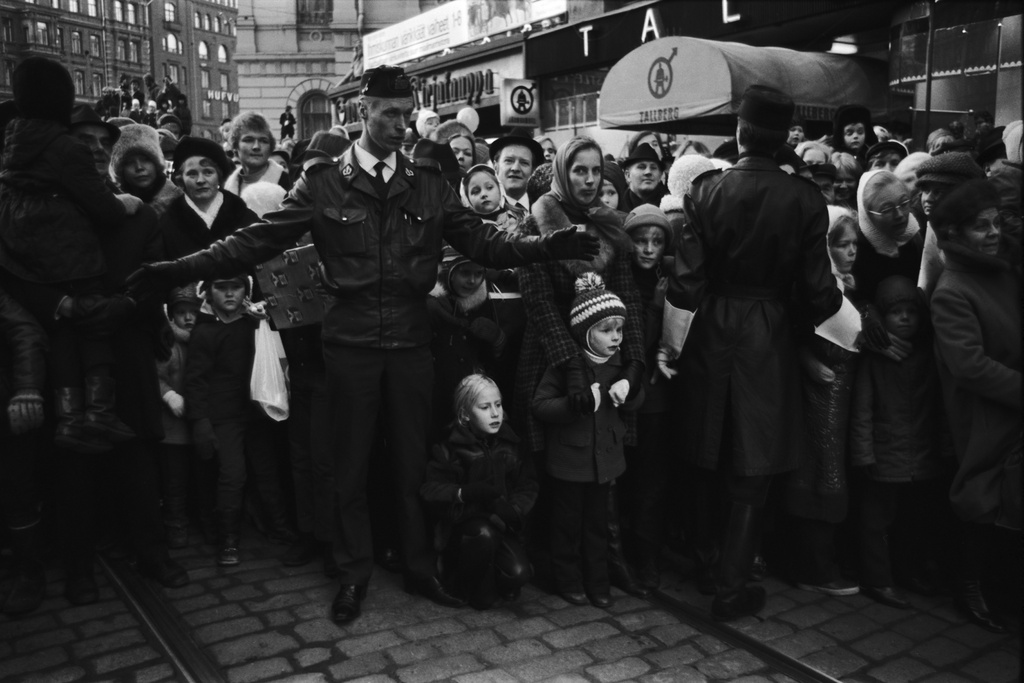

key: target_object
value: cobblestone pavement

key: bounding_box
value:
[1,526,1019,683]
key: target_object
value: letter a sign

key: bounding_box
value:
[500,78,540,127]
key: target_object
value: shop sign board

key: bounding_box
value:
[365,0,566,69]
[500,78,539,126]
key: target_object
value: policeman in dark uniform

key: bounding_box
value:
[657,85,873,621]
[129,65,598,624]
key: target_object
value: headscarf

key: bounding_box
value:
[856,169,920,257]
[546,136,624,243]
[601,159,627,211]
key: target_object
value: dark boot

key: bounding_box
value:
[217,508,241,567]
[163,496,189,549]
[3,523,46,616]
[82,376,135,442]
[711,503,766,621]
[608,485,649,598]
[955,580,1007,633]
[634,537,661,591]
[54,388,110,454]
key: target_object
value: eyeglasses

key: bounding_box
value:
[361,70,411,95]
[867,199,912,218]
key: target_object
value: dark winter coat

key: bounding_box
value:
[515,199,644,453]
[173,147,557,350]
[849,342,949,483]
[849,230,924,307]
[667,155,846,476]
[931,241,1021,527]
[0,283,46,405]
[420,422,538,550]
[0,118,126,283]
[185,313,261,424]
[532,352,644,484]
[120,173,182,220]
[160,190,261,259]
[621,183,668,212]
[631,261,671,415]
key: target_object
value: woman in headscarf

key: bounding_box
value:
[514,136,648,599]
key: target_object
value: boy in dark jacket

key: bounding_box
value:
[851,275,951,609]
[0,57,141,454]
[185,275,295,566]
[533,274,644,609]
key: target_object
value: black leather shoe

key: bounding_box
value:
[862,585,910,609]
[375,547,404,573]
[588,593,614,609]
[559,591,589,606]
[955,580,1008,633]
[405,576,465,608]
[331,584,366,624]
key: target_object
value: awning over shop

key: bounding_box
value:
[598,37,888,134]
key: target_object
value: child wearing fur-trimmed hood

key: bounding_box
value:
[461,164,526,233]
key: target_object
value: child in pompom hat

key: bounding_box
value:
[532,273,644,610]
[850,275,951,609]
[0,57,144,454]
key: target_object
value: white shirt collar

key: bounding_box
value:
[184,191,225,229]
[352,142,396,181]
[509,193,529,210]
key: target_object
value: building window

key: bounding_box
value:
[116,39,126,61]
[203,14,211,31]
[297,0,331,25]
[198,40,208,60]
[300,93,331,138]
[2,20,11,43]
[164,2,176,23]
[91,73,103,97]
[200,69,210,88]
[220,72,228,90]
[74,70,85,94]
[51,0,60,8]
[69,0,79,11]
[202,100,212,118]
[71,30,82,54]
[4,62,13,87]
[215,16,222,33]
[127,2,137,24]
[129,40,140,62]
[164,32,181,54]
[87,0,97,17]
[56,28,63,49]
[35,22,49,46]
[164,63,179,84]
[114,0,124,22]
[89,34,101,56]
[193,11,200,28]
[217,45,227,63]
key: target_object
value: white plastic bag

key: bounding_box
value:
[250,318,289,421]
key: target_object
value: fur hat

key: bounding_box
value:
[415,109,438,138]
[106,116,136,129]
[13,57,75,126]
[110,124,164,186]
[875,275,919,314]
[240,181,286,219]
[527,162,554,206]
[623,204,673,249]
[569,272,626,343]
[832,104,878,151]
[915,152,984,187]
[661,154,715,213]
[930,179,1001,242]
[167,283,201,309]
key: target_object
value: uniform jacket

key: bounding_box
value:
[160,190,260,259]
[420,422,538,549]
[667,155,844,475]
[183,146,554,349]
[931,241,1021,526]
[532,352,644,484]
[515,199,644,453]
[0,283,46,406]
[849,342,949,482]
[156,319,191,445]
[0,118,126,283]
[185,313,260,424]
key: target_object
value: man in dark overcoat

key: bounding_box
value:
[657,85,868,621]
[129,65,598,624]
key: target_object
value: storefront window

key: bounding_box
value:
[541,70,607,132]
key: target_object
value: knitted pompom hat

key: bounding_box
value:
[661,154,716,213]
[874,275,919,314]
[110,124,164,186]
[569,272,626,343]
[415,109,438,138]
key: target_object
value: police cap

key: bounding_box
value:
[360,65,413,99]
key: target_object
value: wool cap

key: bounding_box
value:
[360,65,412,98]
[621,142,662,170]
[199,274,251,297]
[810,162,837,180]
[167,283,201,309]
[13,57,76,126]
[110,124,164,186]
[737,85,794,132]
[915,152,984,187]
[875,275,919,313]
[929,179,1001,241]
[173,136,235,179]
[975,127,1007,167]
[865,140,908,164]
[415,109,438,137]
[158,113,182,130]
[439,244,477,292]
[157,128,179,154]
[623,204,672,244]
[569,272,626,342]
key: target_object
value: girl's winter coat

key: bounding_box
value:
[532,351,644,484]
[184,312,260,424]
[420,422,538,548]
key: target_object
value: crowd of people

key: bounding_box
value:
[0,57,1019,640]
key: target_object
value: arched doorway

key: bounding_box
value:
[299,92,332,138]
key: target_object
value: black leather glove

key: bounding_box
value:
[564,355,588,396]
[489,498,520,532]
[461,482,501,503]
[614,359,645,399]
[192,418,218,461]
[859,308,892,350]
[541,227,601,261]
[69,294,136,336]
[467,317,505,348]
[127,250,220,302]
[570,388,596,415]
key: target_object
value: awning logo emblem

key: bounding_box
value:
[648,47,678,99]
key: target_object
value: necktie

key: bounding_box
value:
[370,160,389,199]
